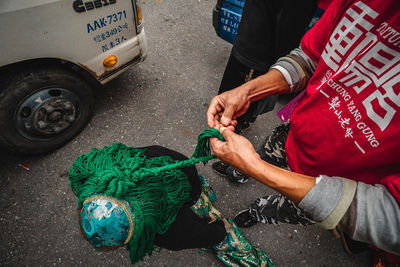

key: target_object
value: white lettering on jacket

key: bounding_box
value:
[321,1,400,132]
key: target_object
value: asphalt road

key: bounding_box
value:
[0,0,371,266]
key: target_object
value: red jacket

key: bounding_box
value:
[286,0,400,204]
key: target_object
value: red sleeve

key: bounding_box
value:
[301,0,353,63]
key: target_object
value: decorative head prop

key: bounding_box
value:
[80,195,134,249]
[69,129,224,263]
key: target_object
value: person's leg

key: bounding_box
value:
[258,123,290,169]
[190,177,274,266]
[218,52,263,94]
[212,160,250,184]
[231,123,315,227]
[234,194,315,227]
[213,0,317,176]
[218,0,278,133]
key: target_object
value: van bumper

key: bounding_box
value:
[79,28,148,84]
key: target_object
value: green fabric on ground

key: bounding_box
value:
[192,178,274,267]
[69,128,224,263]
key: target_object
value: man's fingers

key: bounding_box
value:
[226,125,235,132]
[207,101,219,128]
[235,102,251,118]
[209,136,225,155]
[207,113,215,128]
[220,126,235,140]
[207,97,227,128]
[220,105,236,126]
[209,136,219,147]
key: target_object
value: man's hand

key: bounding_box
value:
[209,127,261,175]
[207,87,251,129]
[207,69,290,129]
[210,127,316,204]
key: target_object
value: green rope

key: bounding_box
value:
[191,128,225,162]
[69,128,224,264]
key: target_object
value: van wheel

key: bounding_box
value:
[0,67,94,155]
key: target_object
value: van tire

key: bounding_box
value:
[0,67,94,155]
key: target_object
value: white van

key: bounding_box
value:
[0,0,147,154]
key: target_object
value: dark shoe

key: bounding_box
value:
[226,167,249,183]
[212,161,249,183]
[234,119,251,134]
[234,209,258,228]
[212,161,229,176]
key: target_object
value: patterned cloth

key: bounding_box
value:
[258,123,290,169]
[252,124,314,226]
[249,194,314,226]
[192,177,274,267]
[199,175,217,204]
[80,196,134,248]
[79,175,274,266]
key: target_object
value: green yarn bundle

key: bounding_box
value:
[69,128,224,263]
[191,128,225,162]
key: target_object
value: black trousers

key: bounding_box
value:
[219,0,317,122]
[142,146,226,250]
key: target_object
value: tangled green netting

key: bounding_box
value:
[69,128,224,264]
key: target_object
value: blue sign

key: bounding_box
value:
[219,0,244,44]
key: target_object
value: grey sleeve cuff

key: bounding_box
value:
[270,47,317,92]
[298,175,357,229]
[350,183,400,255]
[299,176,400,254]
[271,60,304,92]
